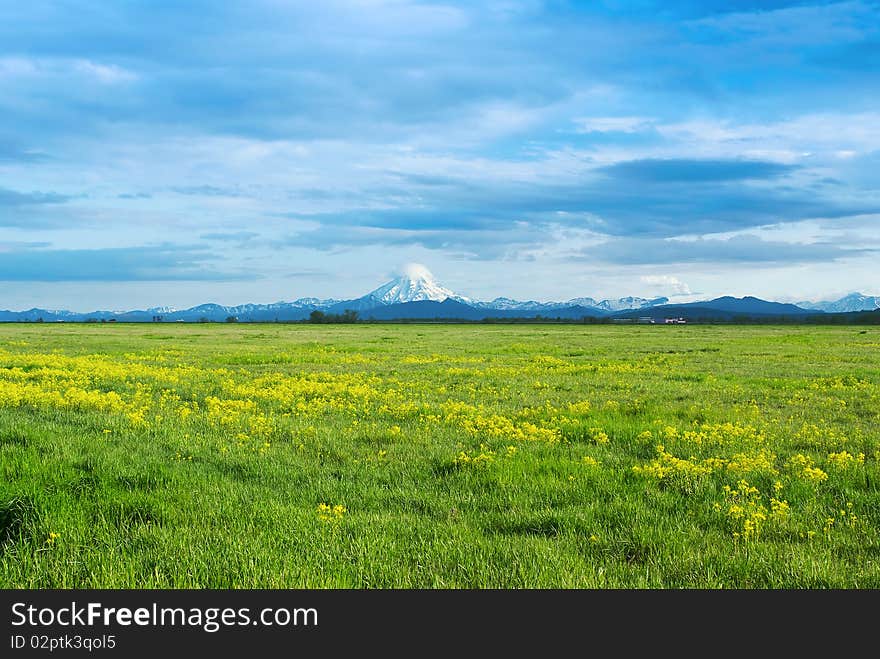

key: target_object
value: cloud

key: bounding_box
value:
[0,241,51,251]
[284,222,552,259]
[640,274,692,295]
[813,37,880,71]
[72,60,137,84]
[0,56,137,83]
[592,1,843,20]
[200,231,259,242]
[283,161,877,244]
[172,186,243,197]
[0,4,587,143]
[295,208,509,232]
[0,244,258,282]
[0,188,73,227]
[0,141,48,163]
[0,188,70,207]
[573,234,876,265]
[575,116,653,134]
[597,158,798,183]
[656,113,880,160]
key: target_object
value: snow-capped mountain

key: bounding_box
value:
[345,266,665,312]
[4,263,874,323]
[565,297,599,309]
[592,296,669,312]
[360,264,472,306]
[472,294,668,312]
[471,297,567,311]
[290,298,338,309]
[797,293,880,313]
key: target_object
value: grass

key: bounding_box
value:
[0,322,878,588]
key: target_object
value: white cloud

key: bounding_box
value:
[574,116,653,134]
[73,60,138,84]
[0,57,137,83]
[656,113,880,161]
[639,274,692,295]
[685,1,875,47]
[0,57,39,76]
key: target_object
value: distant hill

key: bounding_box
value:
[609,296,817,321]
[669,296,812,315]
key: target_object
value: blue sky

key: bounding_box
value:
[1,0,878,310]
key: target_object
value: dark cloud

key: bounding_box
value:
[0,188,71,207]
[0,244,258,281]
[598,158,798,183]
[288,168,879,244]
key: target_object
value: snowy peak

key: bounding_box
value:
[565,297,599,308]
[473,297,562,311]
[797,292,880,313]
[591,296,669,312]
[290,297,338,309]
[365,264,467,305]
[474,295,669,312]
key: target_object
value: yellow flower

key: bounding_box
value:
[588,427,609,444]
[317,503,346,523]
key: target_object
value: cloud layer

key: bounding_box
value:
[1,1,878,307]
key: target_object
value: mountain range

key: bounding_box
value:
[1,265,877,323]
[795,293,880,314]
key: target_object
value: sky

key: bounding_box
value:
[1,0,878,311]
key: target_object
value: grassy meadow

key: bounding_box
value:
[0,323,878,588]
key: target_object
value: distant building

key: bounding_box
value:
[664,317,687,324]
[637,317,655,324]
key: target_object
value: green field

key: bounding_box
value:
[1,323,878,588]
